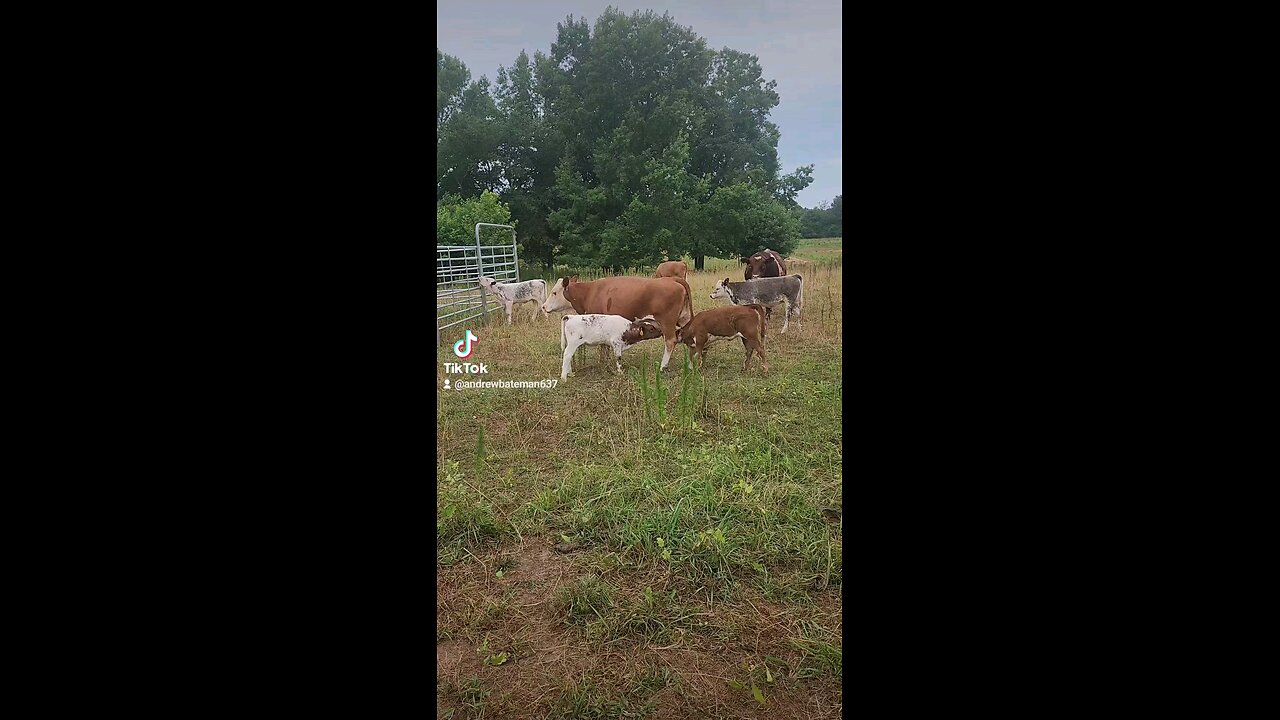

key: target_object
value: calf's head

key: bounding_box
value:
[709,278,733,301]
[622,315,665,344]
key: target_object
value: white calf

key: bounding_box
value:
[559,314,665,381]
[479,278,549,324]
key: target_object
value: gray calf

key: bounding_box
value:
[709,275,803,333]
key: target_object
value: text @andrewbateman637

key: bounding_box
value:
[442,330,558,391]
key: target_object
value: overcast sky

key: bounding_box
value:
[437,0,841,209]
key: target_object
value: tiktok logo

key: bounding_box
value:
[453,330,478,359]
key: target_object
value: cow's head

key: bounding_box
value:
[478,277,496,291]
[541,276,579,314]
[622,315,664,345]
[740,250,783,279]
[709,278,733,301]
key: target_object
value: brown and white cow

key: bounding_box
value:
[541,275,694,371]
[654,260,688,280]
[675,304,768,373]
[739,249,787,282]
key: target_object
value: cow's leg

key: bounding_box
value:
[780,304,789,334]
[505,301,514,325]
[661,334,674,371]
[756,341,769,373]
[562,338,582,380]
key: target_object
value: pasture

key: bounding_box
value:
[436,238,843,719]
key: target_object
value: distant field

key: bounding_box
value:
[437,237,842,719]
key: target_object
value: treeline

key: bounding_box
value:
[438,7,836,273]
[793,195,842,238]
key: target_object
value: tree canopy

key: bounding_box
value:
[437,7,818,270]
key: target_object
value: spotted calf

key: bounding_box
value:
[559,314,665,381]
[479,277,548,324]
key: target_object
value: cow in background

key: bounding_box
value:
[740,249,787,281]
[655,260,688,280]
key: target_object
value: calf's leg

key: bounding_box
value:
[612,341,626,374]
[562,338,583,380]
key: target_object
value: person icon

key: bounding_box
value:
[443,378,451,390]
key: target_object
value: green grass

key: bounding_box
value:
[437,239,842,718]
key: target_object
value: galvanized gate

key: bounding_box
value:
[436,223,519,347]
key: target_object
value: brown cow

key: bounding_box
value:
[654,260,688,280]
[541,275,695,371]
[739,249,788,281]
[675,304,768,373]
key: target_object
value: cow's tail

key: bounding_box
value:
[795,275,803,311]
[673,277,694,324]
[560,315,567,352]
[751,304,767,343]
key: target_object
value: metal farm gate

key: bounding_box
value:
[436,223,519,347]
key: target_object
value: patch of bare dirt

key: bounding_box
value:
[437,540,843,719]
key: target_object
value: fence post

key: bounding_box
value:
[476,231,488,322]
[511,227,520,282]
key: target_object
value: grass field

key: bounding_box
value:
[437,238,843,719]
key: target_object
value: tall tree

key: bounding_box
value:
[494,50,559,269]
[437,50,502,200]
[439,9,816,270]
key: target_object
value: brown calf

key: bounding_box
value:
[542,275,695,371]
[654,260,688,280]
[676,304,768,373]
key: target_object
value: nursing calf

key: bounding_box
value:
[709,275,804,333]
[479,277,548,324]
[676,304,769,373]
[559,315,665,380]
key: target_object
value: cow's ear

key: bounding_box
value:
[569,275,579,283]
[739,257,749,264]
[724,277,730,284]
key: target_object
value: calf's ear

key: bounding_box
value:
[739,257,750,264]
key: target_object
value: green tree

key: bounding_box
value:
[437,50,470,132]
[437,191,516,246]
[532,8,810,269]
[693,183,800,262]
[438,9,816,270]
[494,50,560,269]
[438,50,502,200]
